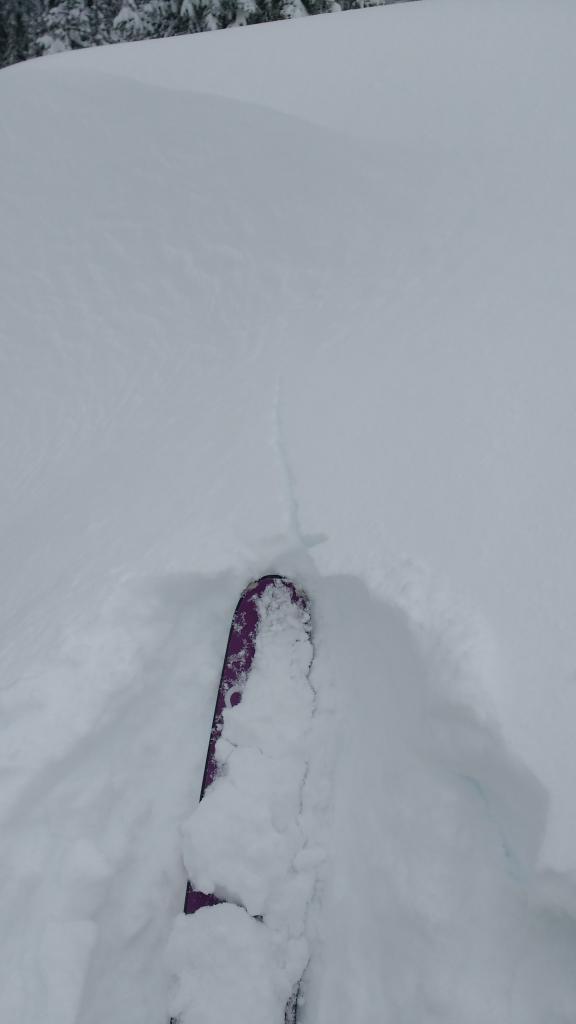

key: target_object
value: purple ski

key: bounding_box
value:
[173,575,311,1024]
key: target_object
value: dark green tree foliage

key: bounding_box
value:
[145,0,180,37]
[245,0,286,24]
[85,0,115,45]
[214,0,236,29]
[40,0,93,51]
[301,0,331,13]
[0,12,8,64]
[13,7,29,55]
[173,0,204,34]
[0,0,36,65]
[190,0,209,30]
[113,0,145,42]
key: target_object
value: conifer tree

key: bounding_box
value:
[143,0,177,37]
[301,0,332,13]
[113,0,146,41]
[0,27,6,66]
[39,0,93,52]
[0,0,35,66]
[179,0,212,32]
[0,2,11,65]
[85,0,113,45]
[190,0,210,30]
[245,0,286,24]
[214,0,236,29]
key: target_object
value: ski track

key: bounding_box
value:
[2,566,576,1022]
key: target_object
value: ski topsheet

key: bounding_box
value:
[169,575,314,1024]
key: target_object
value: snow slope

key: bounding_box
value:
[2,0,576,1020]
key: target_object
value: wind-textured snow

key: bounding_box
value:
[2,0,576,1021]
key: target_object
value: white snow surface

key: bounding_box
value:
[2,0,576,1021]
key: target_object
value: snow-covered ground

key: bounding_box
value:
[2,0,576,1020]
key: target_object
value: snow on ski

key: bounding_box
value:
[168,576,314,1024]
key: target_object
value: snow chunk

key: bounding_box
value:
[167,905,304,1024]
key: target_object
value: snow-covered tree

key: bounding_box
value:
[0,10,8,64]
[301,0,332,13]
[245,0,286,24]
[179,0,213,33]
[140,0,178,37]
[0,0,37,65]
[85,0,115,45]
[113,0,146,41]
[39,0,93,53]
[214,0,237,29]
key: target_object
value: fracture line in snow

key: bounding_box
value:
[273,380,326,554]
